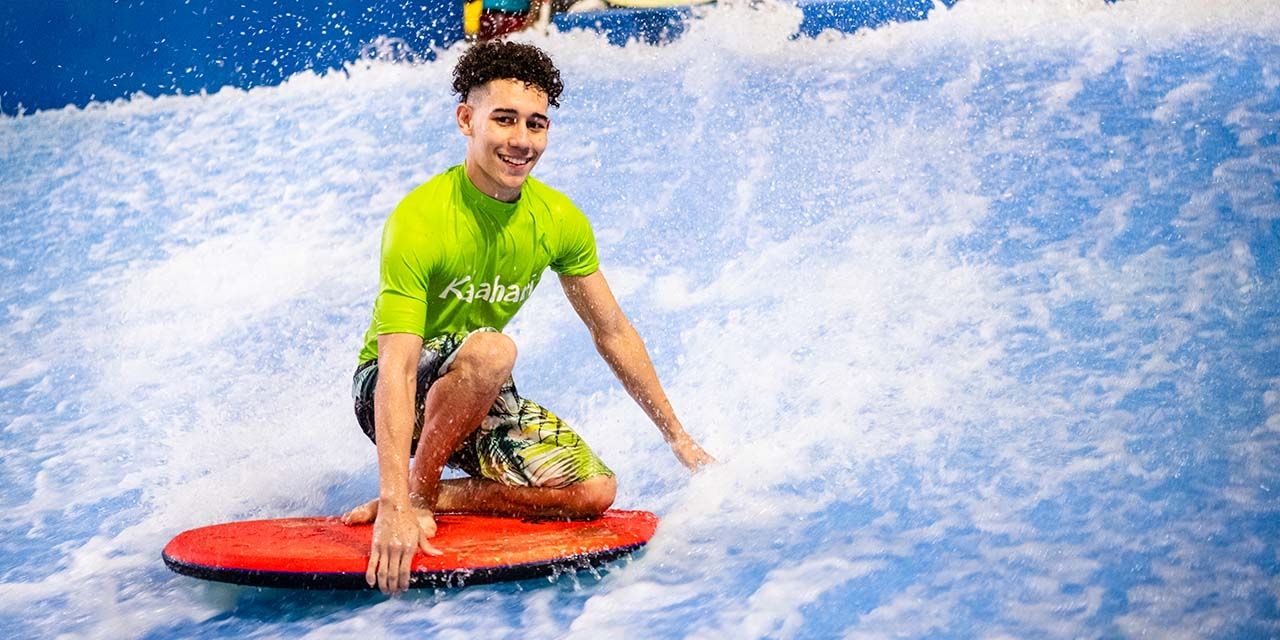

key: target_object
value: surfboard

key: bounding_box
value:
[162,509,658,589]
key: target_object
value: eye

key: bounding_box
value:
[528,119,548,131]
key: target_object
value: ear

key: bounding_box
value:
[456,102,474,136]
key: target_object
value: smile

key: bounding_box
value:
[498,152,532,167]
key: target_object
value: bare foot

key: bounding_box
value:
[340,498,379,525]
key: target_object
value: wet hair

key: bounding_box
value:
[452,40,564,108]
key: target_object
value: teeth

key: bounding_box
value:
[499,153,530,167]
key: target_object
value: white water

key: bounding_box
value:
[1,1,1278,637]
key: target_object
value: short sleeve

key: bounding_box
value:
[371,209,430,337]
[549,200,600,277]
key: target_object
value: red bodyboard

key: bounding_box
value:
[162,509,658,589]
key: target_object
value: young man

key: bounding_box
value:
[341,41,714,595]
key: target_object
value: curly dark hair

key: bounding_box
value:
[452,41,564,108]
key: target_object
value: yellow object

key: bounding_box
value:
[463,0,484,39]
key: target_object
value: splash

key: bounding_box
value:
[1,1,1278,637]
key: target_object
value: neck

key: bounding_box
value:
[464,159,521,202]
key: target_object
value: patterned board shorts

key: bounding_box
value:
[352,328,613,489]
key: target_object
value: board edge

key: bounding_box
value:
[162,541,648,590]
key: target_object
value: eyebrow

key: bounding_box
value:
[492,108,549,123]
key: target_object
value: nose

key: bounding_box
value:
[509,123,531,148]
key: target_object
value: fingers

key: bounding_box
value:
[379,545,402,594]
[694,448,717,469]
[396,543,415,591]
[364,507,440,594]
[365,548,380,589]
[676,442,716,472]
[374,543,412,594]
[355,499,390,591]
[420,537,444,557]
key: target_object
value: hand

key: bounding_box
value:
[669,433,715,472]
[342,498,442,594]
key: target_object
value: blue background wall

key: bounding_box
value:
[0,0,462,114]
[0,0,962,115]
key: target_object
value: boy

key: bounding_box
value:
[342,41,713,595]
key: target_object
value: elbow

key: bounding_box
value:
[593,321,639,353]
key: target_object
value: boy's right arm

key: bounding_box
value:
[366,332,437,594]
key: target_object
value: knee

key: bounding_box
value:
[456,332,517,381]
[574,475,616,519]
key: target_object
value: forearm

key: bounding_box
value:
[373,370,418,509]
[353,342,439,596]
[594,323,688,443]
[561,271,713,470]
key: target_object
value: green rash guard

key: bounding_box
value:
[358,165,599,364]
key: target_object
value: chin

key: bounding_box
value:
[504,169,533,186]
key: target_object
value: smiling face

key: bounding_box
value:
[457,78,550,203]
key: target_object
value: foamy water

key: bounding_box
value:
[1,1,1278,637]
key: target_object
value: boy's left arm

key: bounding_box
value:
[560,271,715,471]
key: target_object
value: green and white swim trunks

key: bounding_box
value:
[353,329,613,489]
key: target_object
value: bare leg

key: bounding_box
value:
[407,331,516,510]
[345,331,615,524]
[437,475,616,519]
[341,474,615,525]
